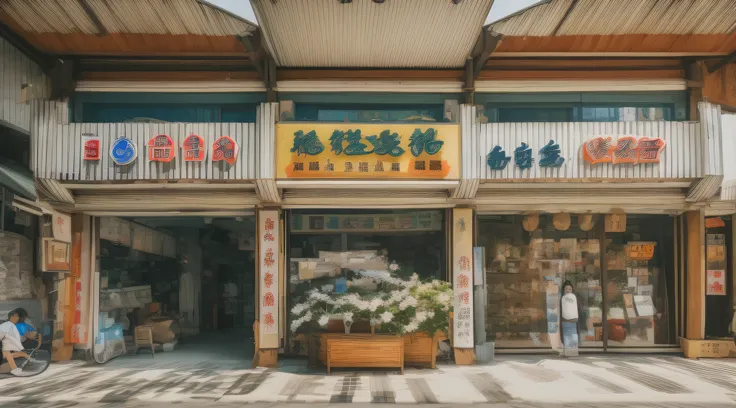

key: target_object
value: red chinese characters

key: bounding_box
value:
[264,312,275,328]
[264,248,275,268]
[457,274,470,289]
[458,255,471,272]
[82,136,101,161]
[212,136,239,165]
[582,136,612,164]
[583,136,666,165]
[457,292,470,305]
[182,134,206,162]
[264,272,274,288]
[147,134,176,163]
[263,292,275,307]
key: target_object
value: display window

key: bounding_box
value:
[478,214,677,350]
[704,216,733,340]
[285,210,448,354]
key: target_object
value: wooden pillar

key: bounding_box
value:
[685,210,705,340]
[255,209,281,367]
[452,208,475,365]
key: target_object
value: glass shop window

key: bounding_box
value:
[605,215,676,347]
[581,106,672,122]
[294,104,446,123]
[496,107,573,123]
[478,214,602,349]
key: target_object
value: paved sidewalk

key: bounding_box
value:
[1,356,736,405]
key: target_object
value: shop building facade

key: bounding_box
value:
[0,0,735,365]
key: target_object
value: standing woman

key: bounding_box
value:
[560,281,580,357]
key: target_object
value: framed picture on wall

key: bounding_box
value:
[41,238,71,272]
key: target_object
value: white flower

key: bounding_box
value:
[404,321,419,333]
[318,315,330,327]
[438,293,451,305]
[415,311,428,323]
[390,263,399,271]
[399,296,418,310]
[380,311,394,323]
[427,311,435,319]
[291,303,308,315]
[342,312,354,322]
[368,298,384,312]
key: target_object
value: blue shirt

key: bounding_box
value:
[16,322,33,337]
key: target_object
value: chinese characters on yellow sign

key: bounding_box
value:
[276,124,460,179]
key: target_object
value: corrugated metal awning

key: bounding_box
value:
[486,0,736,55]
[252,0,493,68]
[0,157,36,200]
[0,0,257,56]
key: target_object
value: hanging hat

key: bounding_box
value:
[522,214,539,232]
[578,214,596,231]
[553,213,571,231]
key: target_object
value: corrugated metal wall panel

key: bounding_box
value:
[31,100,265,181]
[462,102,723,181]
[0,37,48,133]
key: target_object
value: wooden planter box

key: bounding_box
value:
[404,332,440,368]
[681,338,736,358]
[324,334,404,374]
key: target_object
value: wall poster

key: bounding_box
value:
[259,209,280,348]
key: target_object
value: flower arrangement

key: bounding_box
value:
[290,265,453,336]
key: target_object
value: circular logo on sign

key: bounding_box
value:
[110,137,137,165]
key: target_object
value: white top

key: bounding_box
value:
[0,321,25,352]
[561,293,579,320]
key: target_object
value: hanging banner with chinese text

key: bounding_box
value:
[452,208,474,348]
[707,234,727,296]
[259,209,280,348]
[276,124,460,179]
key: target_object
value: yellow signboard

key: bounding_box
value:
[276,124,460,179]
[626,242,655,261]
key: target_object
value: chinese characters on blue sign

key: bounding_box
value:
[487,140,565,170]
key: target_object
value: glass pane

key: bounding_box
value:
[478,215,602,349]
[704,216,732,339]
[605,215,676,347]
[295,104,445,123]
[582,106,669,122]
[497,107,572,123]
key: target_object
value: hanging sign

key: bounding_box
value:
[147,134,176,163]
[277,124,460,179]
[110,136,137,165]
[52,212,72,243]
[707,270,727,296]
[605,213,627,232]
[452,208,474,349]
[626,242,655,261]
[259,209,280,348]
[212,136,239,165]
[182,134,206,162]
[583,136,666,165]
[81,134,101,161]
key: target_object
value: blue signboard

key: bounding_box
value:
[110,137,137,165]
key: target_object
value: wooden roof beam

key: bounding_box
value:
[238,30,277,101]
[78,0,108,36]
[551,0,578,36]
[708,49,736,73]
[471,30,503,80]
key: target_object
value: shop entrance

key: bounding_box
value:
[96,216,256,365]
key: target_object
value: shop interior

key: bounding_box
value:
[285,209,447,355]
[97,216,256,363]
[478,213,677,350]
[704,216,733,340]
